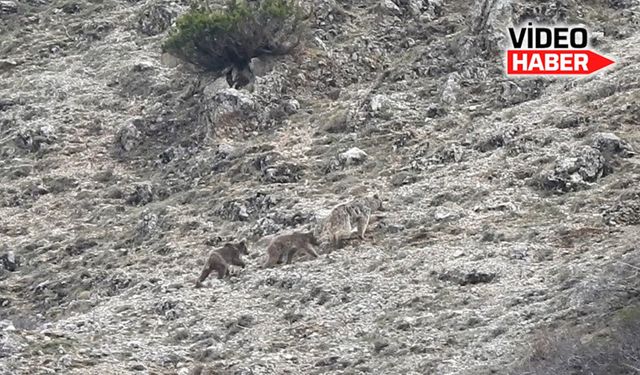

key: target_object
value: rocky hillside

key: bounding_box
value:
[2,0,640,374]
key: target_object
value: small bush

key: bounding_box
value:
[162,0,305,72]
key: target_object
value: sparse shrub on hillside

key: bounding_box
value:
[514,305,640,375]
[162,0,305,73]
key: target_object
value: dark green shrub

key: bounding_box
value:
[162,0,305,72]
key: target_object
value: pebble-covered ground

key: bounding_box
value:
[1,0,640,373]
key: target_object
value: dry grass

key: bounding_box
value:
[514,305,640,375]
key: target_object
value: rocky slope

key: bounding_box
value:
[1,0,640,374]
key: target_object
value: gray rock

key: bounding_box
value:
[0,0,17,14]
[433,204,464,222]
[137,3,176,36]
[283,99,300,115]
[0,320,16,331]
[441,73,461,105]
[538,146,611,193]
[216,193,276,222]
[203,77,231,98]
[373,339,390,352]
[249,56,275,77]
[115,121,142,153]
[15,125,56,153]
[339,147,368,166]
[262,163,304,183]
[377,0,402,16]
[439,269,496,286]
[217,143,237,158]
[126,183,154,206]
[130,363,145,371]
[591,132,635,157]
[405,0,443,19]
[603,200,640,226]
[0,59,18,71]
[207,88,257,125]
[1,251,19,271]
[370,94,389,112]
[404,0,423,16]
[159,52,180,68]
[60,2,81,14]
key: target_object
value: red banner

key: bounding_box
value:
[506,49,615,75]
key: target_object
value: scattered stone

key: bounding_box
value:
[158,147,176,164]
[137,3,176,36]
[217,143,237,158]
[373,339,390,353]
[591,132,635,158]
[425,104,447,118]
[1,251,19,271]
[216,193,277,222]
[327,89,341,100]
[0,98,15,111]
[432,203,464,222]
[377,0,402,16]
[15,125,56,153]
[264,276,296,289]
[189,364,205,375]
[225,314,254,336]
[65,238,98,256]
[391,171,420,186]
[315,356,340,367]
[0,59,18,72]
[497,79,548,107]
[115,120,142,153]
[338,147,368,166]
[132,61,154,72]
[0,0,17,14]
[537,146,611,193]
[212,89,256,116]
[603,200,640,226]
[205,88,259,134]
[262,163,304,183]
[430,143,464,164]
[283,311,304,323]
[126,183,154,206]
[283,98,300,115]
[474,124,521,153]
[43,175,78,194]
[249,56,275,77]
[160,52,181,68]
[203,76,231,97]
[321,109,350,133]
[370,94,389,112]
[134,209,168,243]
[608,0,636,9]
[396,317,415,331]
[0,320,15,331]
[441,72,461,105]
[78,19,113,41]
[60,2,80,14]
[439,269,496,286]
[553,111,590,129]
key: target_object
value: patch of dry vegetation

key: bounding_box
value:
[515,305,640,375]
